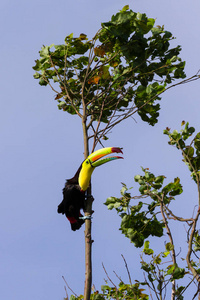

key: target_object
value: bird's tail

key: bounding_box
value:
[67,213,85,231]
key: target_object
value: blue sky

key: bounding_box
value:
[1,0,200,299]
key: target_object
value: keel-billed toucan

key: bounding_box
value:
[57,147,123,231]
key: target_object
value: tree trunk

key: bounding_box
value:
[82,116,93,300]
[84,193,93,300]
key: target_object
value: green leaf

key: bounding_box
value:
[120,185,128,195]
[139,184,148,194]
[172,267,185,280]
[114,202,121,209]
[184,146,194,158]
[57,101,66,110]
[155,176,165,184]
[154,255,161,264]
[39,44,54,57]
[163,251,170,257]
[167,264,185,280]
[33,72,41,79]
[121,5,129,12]
[167,264,175,275]
[39,77,48,86]
[134,175,141,182]
[165,242,174,251]
[143,241,154,255]
[107,204,114,210]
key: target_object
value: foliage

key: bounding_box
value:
[105,170,182,247]
[163,121,200,184]
[33,5,186,149]
[68,280,149,300]
[104,122,200,299]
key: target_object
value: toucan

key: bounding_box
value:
[57,147,123,231]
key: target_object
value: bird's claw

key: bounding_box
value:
[85,194,94,201]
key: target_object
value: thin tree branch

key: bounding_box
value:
[186,208,200,283]
[49,54,83,118]
[163,203,194,223]
[89,73,200,143]
[62,276,78,298]
[160,194,176,300]
[102,263,118,289]
[121,254,132,285]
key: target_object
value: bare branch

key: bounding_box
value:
[186,208,200,283]
[113,270,124,283]
[163,203,194,223]
[160,194,176,300]
[49,54,83,118]
[89,73,200,145]
[121,254,132,285]
[143,271,160,300]
[102,263,118,289]
[62,276,78,298]
[177,275,197,299]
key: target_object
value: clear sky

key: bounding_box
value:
[1,0,200,299]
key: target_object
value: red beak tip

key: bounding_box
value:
[111,147,123,154]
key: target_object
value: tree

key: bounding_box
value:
[104,122,200,299]
[33,5,199,300]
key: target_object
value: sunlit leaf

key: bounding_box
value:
[88,75,101,84]
[94,46,105,57]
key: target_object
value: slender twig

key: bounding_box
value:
[186,208,200,283]
[143,272,154,300]
[192,282,200,300]
[41,73,60,94]
[147,275,160,300]
[163,203,194,223]
[176,275,197,299]
[102,263,118,289]
[113,270,124,283]
[89,73,200,141]
[176,139,200,193]
[160,194,176,300]
[64,286,69,300]
[91,98,106,152]
[121,254,132,285]
[49,54,83,118]
[63,44,69,83]
[62,276,78,298]
[92,97,121,149]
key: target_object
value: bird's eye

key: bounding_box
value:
[86,161,89,164]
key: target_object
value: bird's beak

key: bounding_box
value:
[88,147,123,167]
[78,147,123,191]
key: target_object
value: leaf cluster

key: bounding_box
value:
[164,121,200,183]
[193,231,200,252]
[100,282,148,300]
[99,7,185,125]
[105,168,183,248]
[33,5,186,138]
[141,241,185,298]
[69,281,148,300]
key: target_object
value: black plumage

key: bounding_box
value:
[57,165,85,231]
[57,147,123,231]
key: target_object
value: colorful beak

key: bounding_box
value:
[88,147,123,167]
[78,147,123,191]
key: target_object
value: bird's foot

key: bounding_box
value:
[85,194,94,201]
